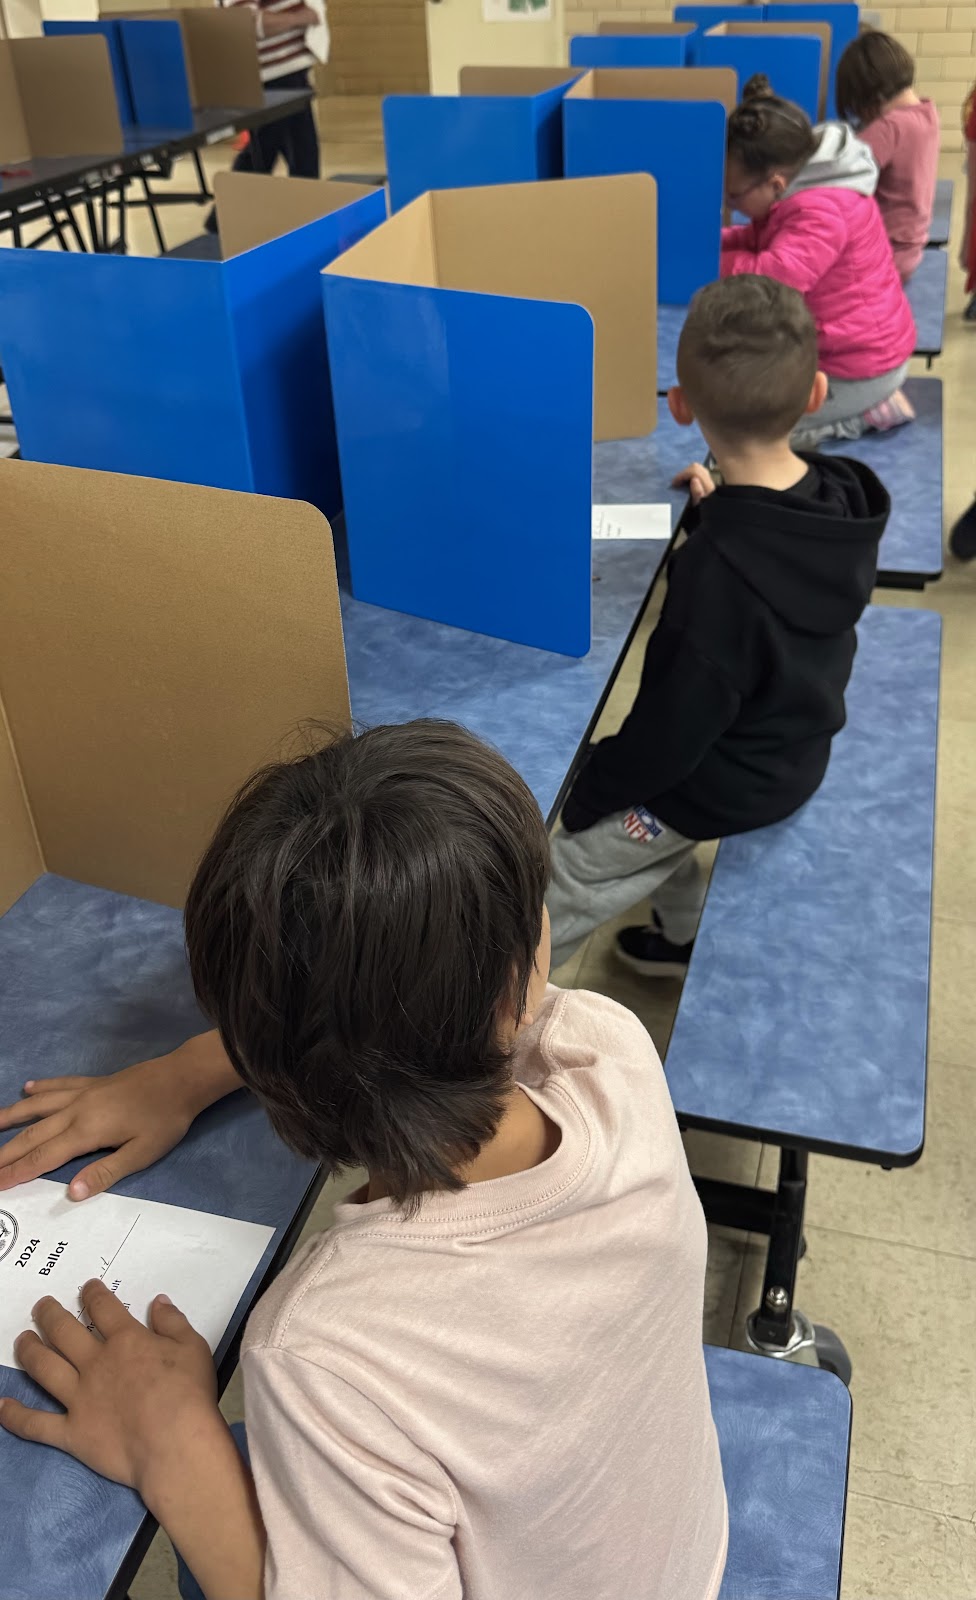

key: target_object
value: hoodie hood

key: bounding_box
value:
[785,121,879,198]
[698,455,888,634]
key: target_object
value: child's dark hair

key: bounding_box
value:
[727,73,818,177]
[836,30,915,127]
[677,274,818,443]
[184,720,551,1208]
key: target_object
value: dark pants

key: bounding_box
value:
[233,69,320,179]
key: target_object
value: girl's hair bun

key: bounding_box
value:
[742,72,774,101]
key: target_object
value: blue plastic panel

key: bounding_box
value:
[0,248,252,488]
[696,31,822,120]
[323,275,595,655]
[119,18,193,129]
[763,2,858,117]
[570,33,691,66]
[384,86,570,213]
[563,97,725,303]
[225,187,387,515]
[43,20,135,125]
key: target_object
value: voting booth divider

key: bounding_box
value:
[676,0,858,116]
[0,175,387,519]
[570,23,698,67]
[0,34,123,164]
[562,68,735,304]
[42,20,136,127]
[321,175,657,657]
[383,68,581,215]
[0,461,351,918]
[694,20,829,120]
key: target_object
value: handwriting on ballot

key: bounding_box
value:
[0,1179,275,1368]
[591,503,672,541]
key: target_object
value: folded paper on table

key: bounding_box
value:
[592,503,672,539]
[0,1178,274,1366]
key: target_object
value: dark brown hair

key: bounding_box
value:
[677,274,818,443]
[836,30,915,127]
[184,721,550,1207]
[727,73,818,178]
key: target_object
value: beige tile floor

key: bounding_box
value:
[73,101,976,1599]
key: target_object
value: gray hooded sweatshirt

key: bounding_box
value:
[784,122,879,198]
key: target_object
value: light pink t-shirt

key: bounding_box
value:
[242,985,728,1600]
[862,99,940,281]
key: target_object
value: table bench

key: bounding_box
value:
[667,604,940,1376]
[927,177,953,247]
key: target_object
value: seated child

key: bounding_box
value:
[722,75,917,447]
[0,722,728,1600]
[547,275,889,977]
[836,30,940,283]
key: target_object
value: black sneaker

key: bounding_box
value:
[615,922,695,978]
[949,498,976,562]
[965,295,976,324]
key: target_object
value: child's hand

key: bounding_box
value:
[673,463,716,505]
[0,1034,242,1199]
[0,1281,220,1498]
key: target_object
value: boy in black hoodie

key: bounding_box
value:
[548,273,889,976]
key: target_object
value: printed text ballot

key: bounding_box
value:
[0,1178,273,1366]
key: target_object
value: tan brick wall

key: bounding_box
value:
[562,0,976,148]
[318,0,429,95]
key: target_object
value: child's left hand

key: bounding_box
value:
[673,462,716,505]
[0,1280,220,1498]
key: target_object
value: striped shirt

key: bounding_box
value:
[220,0,328,83]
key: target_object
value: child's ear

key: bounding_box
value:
[805,371,830,416]
[668,386,696,427]
[770,171,789,200]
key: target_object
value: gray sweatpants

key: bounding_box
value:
[547,807,707,971]
[791,359,910,448]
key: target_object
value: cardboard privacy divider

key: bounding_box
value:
[0,461,350,916]
[696,21,829,119]
[763,2,858,117]
[0,34,122,163]
[42,19,136,126]
[383,67,581,213]
[116,8,262,127]
[563,68,735,303]
[0,175,386,518]
[571,23,698,67]
[321,175,657,657]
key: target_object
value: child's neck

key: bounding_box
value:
[885,88,920,111]
[364,1086,560,1205]
[712,437,811,493]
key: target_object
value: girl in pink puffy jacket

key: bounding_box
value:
[721,77,917,447]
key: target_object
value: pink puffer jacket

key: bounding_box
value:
[721,188,916,380]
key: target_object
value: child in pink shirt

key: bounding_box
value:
[836,31,940,282]
[0,723,728,1600]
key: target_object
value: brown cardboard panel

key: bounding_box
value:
[0,462,351,910]
[325,192,438,287]
[215,172,381,259]
[181,8,263,110]
[717,20,831,115]
[458,65,581,96]
[431,175,657,442]
[597,21,696,34]
[12,36,123,159]
[566,66,738,109]
[0,43,30,164]
[0,699,43,920]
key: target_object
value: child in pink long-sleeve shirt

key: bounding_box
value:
[836,31,940,283]
[721,76,917,447]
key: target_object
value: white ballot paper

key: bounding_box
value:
[592,504,672,541]
[0,1178,274,1366]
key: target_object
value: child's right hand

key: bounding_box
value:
[673,462,717,505]
[0,1032,242,1199]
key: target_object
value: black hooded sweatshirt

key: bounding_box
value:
[562,454,889,840]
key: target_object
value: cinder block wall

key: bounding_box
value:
[319,0,429,94]
[562,0,975,148]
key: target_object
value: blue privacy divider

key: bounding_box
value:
[563,97,725,303]
[763,2,858,117]
[384,81,576,212]
[570,32,694,66]
[119,18,194,129]
[43,20,135,126]
[695,30,823,120]
[0,187,386,516]
[322,275,595,656]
